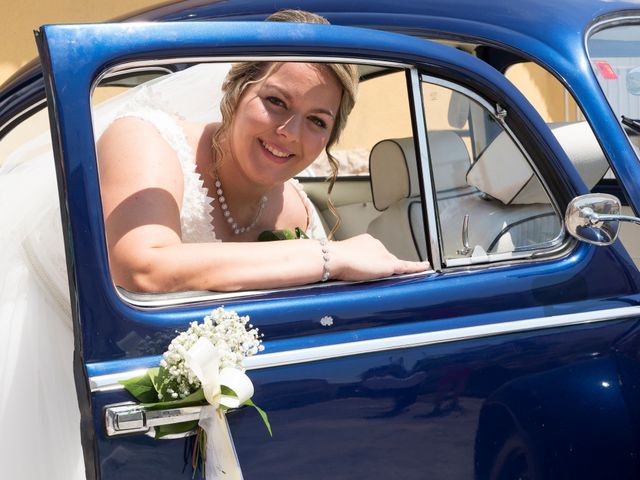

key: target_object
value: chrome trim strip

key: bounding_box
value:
[90,305,640,392]
[586,15,640,40]
[102,57,409,76]
[115,271,430,308]
[411,68,442,271]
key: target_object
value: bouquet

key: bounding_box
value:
[121,307,270,479]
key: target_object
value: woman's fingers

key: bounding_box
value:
[395,259,430,275]
[332,234,430,281]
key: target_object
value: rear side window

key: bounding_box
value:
[587,21,640,152]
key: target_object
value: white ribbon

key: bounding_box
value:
[186,337,255,480]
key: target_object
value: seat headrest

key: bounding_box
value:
[369,138,418,211]
[369,132,471,211]
[466,121,609,205]
[428,130,472,191]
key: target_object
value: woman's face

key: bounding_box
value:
[227,62,342,189]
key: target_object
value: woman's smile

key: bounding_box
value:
[259,138,294,162]
[224,62,342,190]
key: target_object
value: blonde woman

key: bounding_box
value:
[98,10,429,293]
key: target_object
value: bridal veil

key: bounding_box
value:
[0,63,229,479]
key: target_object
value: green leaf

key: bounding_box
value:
[147,367,163,392]
[119,373,159,403]
[143,388,206,411]
[243,399,272,437]
[155,420,199,438]
[294,227,309,239]
[258,229,296,241]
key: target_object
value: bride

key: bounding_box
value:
[0,9,427,479]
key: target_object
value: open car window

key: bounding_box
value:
[90,60,425,304]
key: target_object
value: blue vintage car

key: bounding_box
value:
[2,0,640,479]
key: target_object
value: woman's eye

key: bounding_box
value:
[266,96,286,108]
[309,116,327,129]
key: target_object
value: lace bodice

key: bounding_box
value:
[113,106,326,241]
[115,106,218,243]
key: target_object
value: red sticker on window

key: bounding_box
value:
[594,61,618,80]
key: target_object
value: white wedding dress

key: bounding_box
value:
[0,63,325,479]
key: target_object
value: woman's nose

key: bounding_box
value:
[276,114,302,140]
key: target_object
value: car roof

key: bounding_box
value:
[1,0,637,126]
[127,0,638,39]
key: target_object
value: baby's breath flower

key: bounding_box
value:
[157,307,263,399]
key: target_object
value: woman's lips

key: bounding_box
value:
[260,139,294,163]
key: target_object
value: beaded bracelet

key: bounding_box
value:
[319,239,330,282]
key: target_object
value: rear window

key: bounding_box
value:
[587,22,640,152]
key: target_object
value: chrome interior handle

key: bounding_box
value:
[104,402,203,437]
[457,214,472,255]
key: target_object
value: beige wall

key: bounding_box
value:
[507,62,580,123]
[0,0,165,86]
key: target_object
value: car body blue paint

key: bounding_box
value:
[3,1,640,478]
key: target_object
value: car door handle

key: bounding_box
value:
[104,401,203,437]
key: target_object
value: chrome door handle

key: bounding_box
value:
[104,402,203,437]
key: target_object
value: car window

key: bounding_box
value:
[505,62,612,181]
[421,76,564,266]
[587,22,640,153]
[89,60,425,303]
[505,58,640,270]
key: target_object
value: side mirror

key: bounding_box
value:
[565,193,621,245]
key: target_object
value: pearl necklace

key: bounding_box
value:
[213,177,268,235]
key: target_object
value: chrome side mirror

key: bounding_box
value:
[565,193,621,245]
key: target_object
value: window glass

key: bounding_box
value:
[587,23,640,153]
[422,79,563,265]
[505,62,582,124]
[507,54,640,270]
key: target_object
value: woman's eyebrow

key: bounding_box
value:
[265,84,335,118]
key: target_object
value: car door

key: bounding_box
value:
[36,21,640,480]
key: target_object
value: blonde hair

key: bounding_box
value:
[211,9,359,238]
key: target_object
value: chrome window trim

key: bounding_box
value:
[90,304,640,392]
[586,14,640,39]
[410,68,442,271]
[116,270,431,307]
[91,56,409,96]
[419,74,567,268]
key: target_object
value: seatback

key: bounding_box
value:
[367,137,424,261]
[367,132,471,261]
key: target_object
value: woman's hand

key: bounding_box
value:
[330,234,430,281]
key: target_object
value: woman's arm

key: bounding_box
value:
[98,117,428,293]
